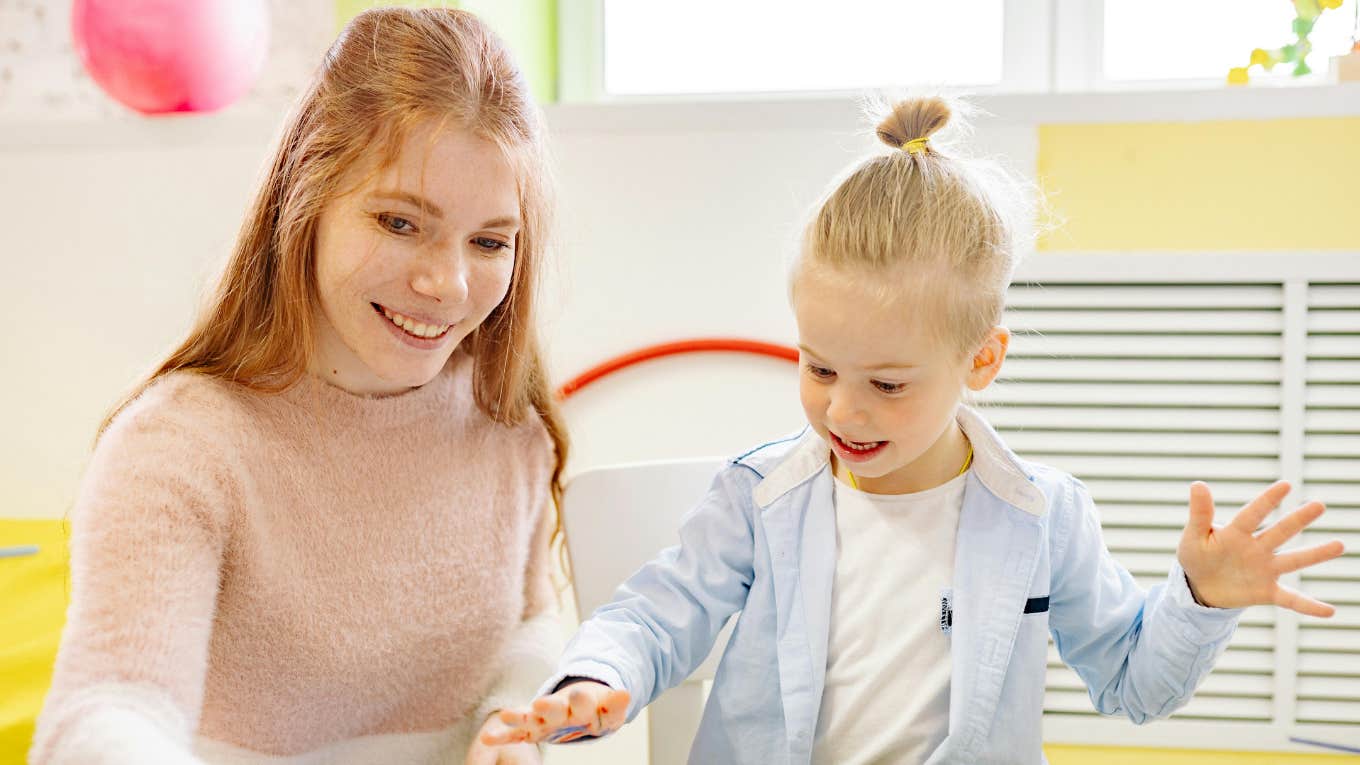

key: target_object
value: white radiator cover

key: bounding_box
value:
[996,253,1358,752]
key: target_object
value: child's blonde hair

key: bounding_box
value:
[796,95,1031,358]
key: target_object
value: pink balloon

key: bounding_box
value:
[72,0,270,115]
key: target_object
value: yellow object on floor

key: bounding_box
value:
[0,519,69,762]
[1045,744,1357,763]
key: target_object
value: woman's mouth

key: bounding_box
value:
[372,303,452,340]
[830,431,888,462]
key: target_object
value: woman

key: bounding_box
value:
[31,9,563,764]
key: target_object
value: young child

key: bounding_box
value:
[482,97,1345,764]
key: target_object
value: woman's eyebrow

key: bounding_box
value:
[367,190,443,218]
[479,215,520,230]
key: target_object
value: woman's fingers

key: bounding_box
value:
[481,712,531,745]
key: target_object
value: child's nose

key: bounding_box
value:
[826,389,868,427]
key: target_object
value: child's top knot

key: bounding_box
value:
[875,96,952,155]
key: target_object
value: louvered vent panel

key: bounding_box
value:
[1295,283,1360,737]
[979,283,1286,723]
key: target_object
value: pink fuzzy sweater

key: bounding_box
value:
[30,351,561,764]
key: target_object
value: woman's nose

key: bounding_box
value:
[409,246,469,304]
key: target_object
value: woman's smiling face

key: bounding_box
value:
[310,121,521,395]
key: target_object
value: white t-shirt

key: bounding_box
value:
[810,470,967,765]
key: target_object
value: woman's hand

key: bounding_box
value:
[480,680,631,746]
[465,713,542,764]
[1178,480,1345,614]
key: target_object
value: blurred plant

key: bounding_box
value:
[1228,0,1344,83]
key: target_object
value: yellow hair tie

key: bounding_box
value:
[902,137,929,155]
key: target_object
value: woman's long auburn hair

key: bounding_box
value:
[99,7,570,551]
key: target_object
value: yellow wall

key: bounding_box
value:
[0,520,68,761]
[1038,117,1360,251]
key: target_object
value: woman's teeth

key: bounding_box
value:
[382,307,450,339]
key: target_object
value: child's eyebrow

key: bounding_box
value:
[798,344,916,372]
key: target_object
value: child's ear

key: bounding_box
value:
[965,326,1010,391]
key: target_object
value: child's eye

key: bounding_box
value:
[873,380,906,394]
[473,236,512,254]
[806,364,835,379]
[376,213,418,236]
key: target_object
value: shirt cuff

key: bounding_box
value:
[1164,561,1244,644]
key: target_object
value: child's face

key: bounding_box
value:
[310,121,520,394]
[793,261,994,494]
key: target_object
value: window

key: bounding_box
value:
[561,0,1359,100]
[602,0,1005,96]
[1104,0,1358,84]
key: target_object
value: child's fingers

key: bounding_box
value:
[1229,480,1290,534]
[1184,481,1216,538]
[1273,539,1346,576]
[563,683,609,730]
[1274,583,1338,618]
[533,692,576,730]
[1257,501,1326,550]
[597,689,631,732]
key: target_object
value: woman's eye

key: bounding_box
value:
[873,380,906,394]
[376,213,417,235]
[473,237,511,253]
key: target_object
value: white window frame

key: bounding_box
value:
[560,0,1053,102]
[559,0,1353,102]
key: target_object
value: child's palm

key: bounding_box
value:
[482,681,631,746]
[1178,480,1344,616]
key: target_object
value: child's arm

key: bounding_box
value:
[482,467,758,745]
[1049,478,1343,724]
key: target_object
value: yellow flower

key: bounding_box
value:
[1228,67,1250,85]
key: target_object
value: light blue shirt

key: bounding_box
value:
[544,406,1243,764]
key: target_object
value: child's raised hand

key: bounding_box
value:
[1178,480,1345,615]
[479,680,631,746]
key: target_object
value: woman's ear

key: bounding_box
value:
[965,326,1010,391]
